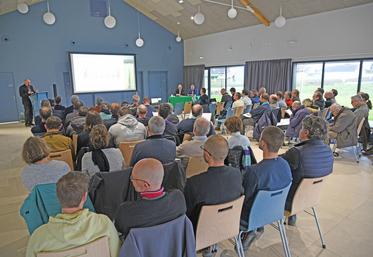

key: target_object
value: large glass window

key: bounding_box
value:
[210,67,226,100]
[203,69,209,88]
[323,61,360,108]
[293,62,323,100]
[227,66,244,94]
[361,60,373,120]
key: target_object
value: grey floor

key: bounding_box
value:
[0,123,372,257]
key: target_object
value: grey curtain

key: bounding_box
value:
[244,59,292,93]
[183,65,205,90]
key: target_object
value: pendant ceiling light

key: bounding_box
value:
[176,31,182,42]
[135,13,144,47]
[17,2,29,14]
[274,6,286,28]
[43,0,56,25]
[227,0,237,19]
[104,0,116,29]
[193,6,205,25]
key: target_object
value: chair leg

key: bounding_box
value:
[312,207,326,249]
[235,234,244,257]
[278,220,292,257]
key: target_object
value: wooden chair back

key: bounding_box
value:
[183,101,193,115]
[119,140,144,167]
[216,102,224,116]
[186,156,209,178]
[234,106,244,117]
[49,149,74,171]
[72,134,78,156]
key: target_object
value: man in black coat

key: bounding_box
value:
[19,79,36,126]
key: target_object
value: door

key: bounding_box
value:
[0,72,19,122]
[148,71,168,102]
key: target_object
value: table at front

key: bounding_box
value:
[168,96,199,107]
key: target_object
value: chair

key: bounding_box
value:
[119,140,144,167]
[182,101,193,119]
[234,106,244,117]
[195,196,245,255]
[209,103,217,116]
[174,102,184,116]
[183,133,193,142]
[37,236,110,257]
[239,184,292,257]
[185,156,209,178]
[331,117,365,163]
[72,134,78,156]
[286,176,328,249]
[49,149,74,171]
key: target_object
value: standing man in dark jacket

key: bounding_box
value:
[19,79,36,126]
[281,116,333,225]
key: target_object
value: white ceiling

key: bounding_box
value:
[1,0,372,39]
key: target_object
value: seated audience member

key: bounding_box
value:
[92,97,104,113]
[230,87,236,101]
[99,103,112,120]
[111,103,120,120]
[276,91,287,108]
[130,116,176,166]
[40,99,51,108]
[109,105,147,147]
[351,94,369,126]
[21,137,70,191]
[66,106,88,136]
[32,107,52,134]
[143,97,155,118]
[188,84,199,96]
[177,117,210,158]
[359,92,372,110]
[285,99,312,139]
[177,104,215,137]
[64,101,83,127]
[184,135,243,230]
[313,91,325,110]
[43,116,73,153]
[64,95,80,118]
[324,91,334,108]
[81,124,124,175]
[241,127,292,250]
[53,96,65,111]
[132,95,140,108]
[220,88,232,108]
[197,87,210,105]
[175,83,186,96]
[158,103,179,138]
[269,94,279,108]
[224,116,250,149]
[232,92,244,110]
[258,87,266,97]
[115,158,186,239]
[250,93,271,123]
[331,89,338,101]
[284,91,293,107]
[137,104,150,126]
[241,89,253,112]
[77,111,103,153]
[291,89,300,102]
[249,90,260,104]
[26,172,120,257]
[282,116,333,225]
[328,103,357,148]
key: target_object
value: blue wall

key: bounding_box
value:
[0,0,183,116]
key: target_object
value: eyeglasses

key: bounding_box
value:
[200,145,212,156]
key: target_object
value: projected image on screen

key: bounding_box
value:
[70,53,136,93]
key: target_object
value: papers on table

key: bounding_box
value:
[243,113,252,118]
[285,109,292,116]
[277,118,290,127]
[202,113,212,121]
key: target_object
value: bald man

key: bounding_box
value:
[136,104,150,126]
[19,79,36,126]
[114,158,186,239]
[184,135,243,230]
[177,104,215,138]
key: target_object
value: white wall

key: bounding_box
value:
[184,3,373,66]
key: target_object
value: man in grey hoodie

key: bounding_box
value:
[109,105,147,147]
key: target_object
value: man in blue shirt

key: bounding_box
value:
[250,93,272,123]
[241,126,292,251]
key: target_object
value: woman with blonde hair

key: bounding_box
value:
[21,137,70,191]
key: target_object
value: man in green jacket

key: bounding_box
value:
[26,172,120,257]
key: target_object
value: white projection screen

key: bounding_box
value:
[69,53,137,93]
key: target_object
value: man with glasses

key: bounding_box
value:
[184,135,243,257]
[114,158,186,239]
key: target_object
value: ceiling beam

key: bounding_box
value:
[240,0,270,27]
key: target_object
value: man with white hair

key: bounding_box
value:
[115,158,186,239]
[328,103,357,148]
[177,117,210,158]
[64,95,80,118]
[130,116,176,166]
[19,79,36,126]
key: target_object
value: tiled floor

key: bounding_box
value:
[0,123,372,257]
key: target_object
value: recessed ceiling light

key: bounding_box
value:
[177,21,180,25]
[199,56,204,59]
[190,16,194,20]
[178,0,184,3]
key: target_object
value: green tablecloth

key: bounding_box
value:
[168,96,199,107]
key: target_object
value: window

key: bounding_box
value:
[210,67,226,100]
[324,61,360,107]
[361,60,373,120]
[227,66,244,94]
[203,69,209,88]
[292,63,323,101]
